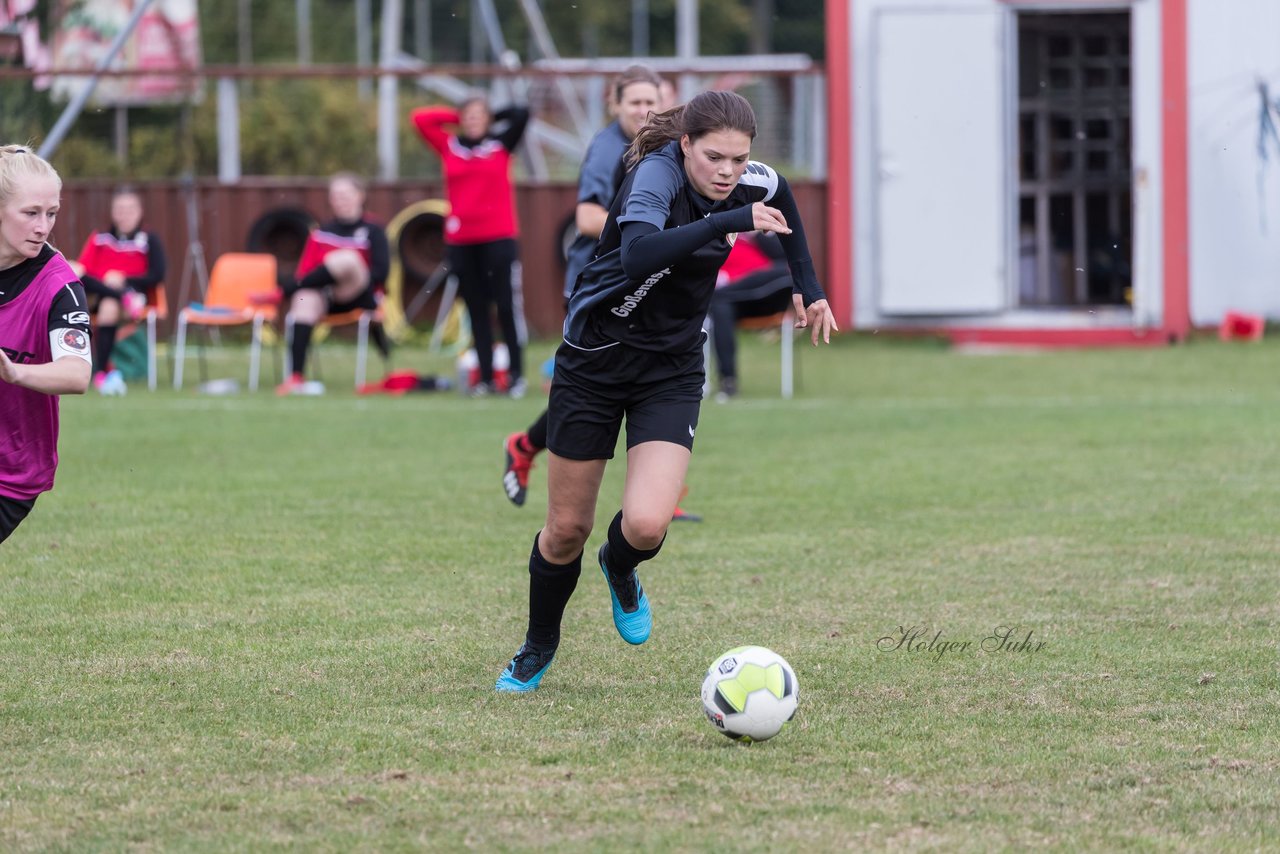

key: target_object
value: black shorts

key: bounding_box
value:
[329,285,378,315]
[0,494,36,545]
[547,341,705,461]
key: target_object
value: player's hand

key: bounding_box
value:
[750,203,791,235]
[0,348,20,385]
[104,270,126,290]
[792,295,838,345]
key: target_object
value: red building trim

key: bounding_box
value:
[945,328,1170,348]
[824,0,854,326]
[1161,0,1190,340]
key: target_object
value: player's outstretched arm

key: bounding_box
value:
[0,351,91,395]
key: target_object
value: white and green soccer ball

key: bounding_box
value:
[700,646,798,743]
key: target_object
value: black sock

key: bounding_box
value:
[291,322,314,376]
[526,410,549,452]
[371,323,392,360]
[95,325,118,373]
[525,533,582,650]
[603,510,663,578]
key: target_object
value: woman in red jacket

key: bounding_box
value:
[411,97,530,397]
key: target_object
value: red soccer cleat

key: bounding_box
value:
[503,432,536,507]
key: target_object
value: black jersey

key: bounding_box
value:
[0,245,91,340]
[563,140,821,354]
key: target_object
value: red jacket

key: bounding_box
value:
[410,105,529,245]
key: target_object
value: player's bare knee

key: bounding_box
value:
[543,516,592,560]
[290,292,325,324]
[325,250,368,284]
[623,513,669,550]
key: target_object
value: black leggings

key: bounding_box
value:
[708,269,793,380]
[448,238,523,384]
[0,494,36,545]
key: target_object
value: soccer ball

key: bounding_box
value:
[701,646,798,743]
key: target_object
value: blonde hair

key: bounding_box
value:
[0,145,62,206]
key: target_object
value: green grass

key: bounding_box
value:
[3,333,1279,851]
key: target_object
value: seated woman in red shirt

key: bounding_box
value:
[271,172,390,396]
[68,187,166,396]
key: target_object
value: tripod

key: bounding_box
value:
[174,174,212,342]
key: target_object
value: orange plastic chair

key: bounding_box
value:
[284,303,385,390]
[173,253,279,391]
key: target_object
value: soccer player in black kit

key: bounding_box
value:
[495,91,837,691]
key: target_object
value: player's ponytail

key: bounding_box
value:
[625,90,757,169]
[0,144,62,207]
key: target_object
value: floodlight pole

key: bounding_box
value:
[38,0,157,159]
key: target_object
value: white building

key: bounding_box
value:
[824,0,1280,344]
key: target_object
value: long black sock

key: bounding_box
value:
[371,323,392,361]
[526,410,549,452]
[525,533,582,650]
[291,323,314,376]
[95,324,118,373]
[603,510,664,578]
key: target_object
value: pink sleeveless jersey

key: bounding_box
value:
[0,251,79,500]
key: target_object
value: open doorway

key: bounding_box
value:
[1017,10,1132,309]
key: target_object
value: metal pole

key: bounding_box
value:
[38,0,157,159]
[297,0,312,65]
[238,0,252,67]
[114,106,128,165]
[414,0,432,61]
[217,78,241,182]
[356,0,372,99]
[675,0,698,104]
[632,0,649,57]
[378,0,404,180]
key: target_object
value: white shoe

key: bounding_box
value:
[98,369,127,396]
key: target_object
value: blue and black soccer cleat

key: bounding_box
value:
[599,544,652,645]
[495,644,556,692]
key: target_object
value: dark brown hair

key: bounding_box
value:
[624,90,757,168]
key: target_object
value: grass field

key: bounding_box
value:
[3,333,1279,851]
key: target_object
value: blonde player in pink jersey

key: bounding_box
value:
[0,145,92,544]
